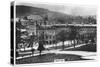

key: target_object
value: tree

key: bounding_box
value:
[16,19,28,57]
[88,16,96,24]
[69,26,78,48]
[56,30,70,50]
[16,19,26,49]
[37,32,45,55]
[24,33,38,56]
[16,19,37,51]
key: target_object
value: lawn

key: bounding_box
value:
[64,43,96,52]
[16,53,92,64]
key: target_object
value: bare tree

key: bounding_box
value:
[56,30,70,50]
[69,26,78,48]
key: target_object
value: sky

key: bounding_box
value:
[16,2,97,16]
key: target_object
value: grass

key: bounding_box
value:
[64,43,96,52]
[16,53,92,64]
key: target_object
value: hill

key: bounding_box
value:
[14,5,96,24]
[16,5,49,17]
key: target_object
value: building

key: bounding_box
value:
[18,15,97,46]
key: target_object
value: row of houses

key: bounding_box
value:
[16,15,97,45]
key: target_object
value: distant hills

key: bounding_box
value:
[16,5,49,17]
[14,5,96,24]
